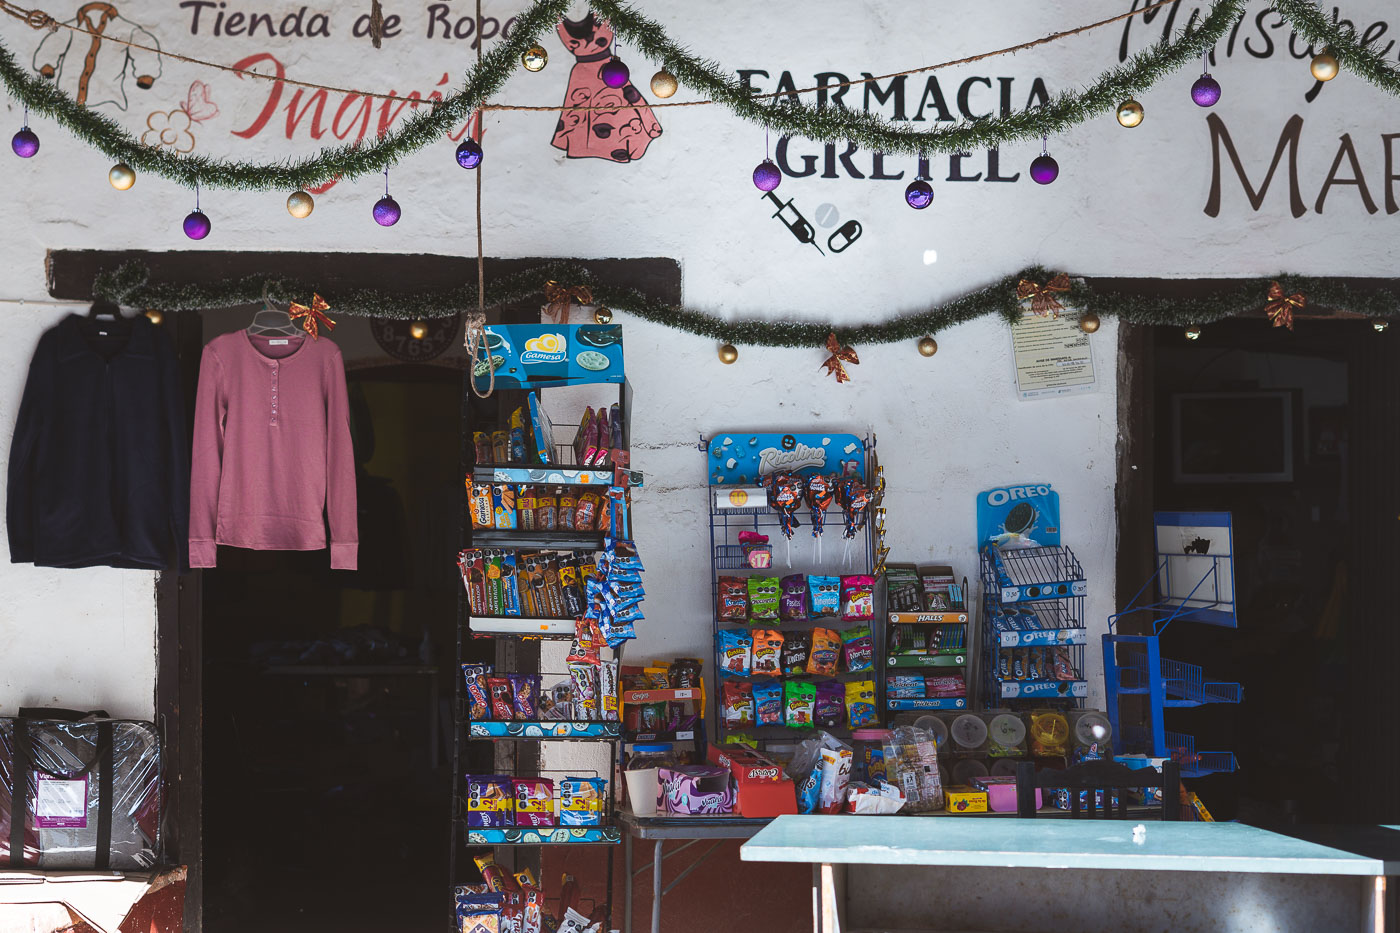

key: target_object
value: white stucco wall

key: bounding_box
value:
[1,0,1393,721]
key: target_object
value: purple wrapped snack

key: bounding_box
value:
[509,673,541,720]
[815,680,846,729]
[779,574,808,622]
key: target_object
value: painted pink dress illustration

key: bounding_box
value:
[552,14,662,163]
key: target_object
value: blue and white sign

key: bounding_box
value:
[706,432,865,485]
[472,324,625,390]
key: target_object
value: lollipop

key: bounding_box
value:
[767,472,805,566]
[837,476,871,566]
[806,473,836,561]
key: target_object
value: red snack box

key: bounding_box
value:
[706,745,797,818]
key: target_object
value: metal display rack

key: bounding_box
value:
[883,571,972,711]
[704,432,880,748]
[979,546,1090,708]
[1103,512,1241,778]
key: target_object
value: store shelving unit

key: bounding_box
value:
[1103,512,1241,778]
[884,585,971,711]
[704,432,880,748]
[979,546,1089,708]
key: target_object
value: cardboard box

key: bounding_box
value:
[944,785,989,813]
[706,745,797,818]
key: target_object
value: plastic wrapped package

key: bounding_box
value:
[0,712,161,869]
[882,725,944,813]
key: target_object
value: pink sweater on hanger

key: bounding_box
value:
[189,331,358,569]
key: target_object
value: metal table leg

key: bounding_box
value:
[651,840,663,933]
[624,832,633,933]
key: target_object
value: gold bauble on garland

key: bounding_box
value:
[650,70,678,98]
[144,309,163,325]
[917,336,938,356]
[108,163,135,190]
[1185,326,1202,341]
[286,190,315,218]
[409,320,428,340]
[718,343,738,364]
[1310,50,1339,82]
[1079,312,1101,334]
[594,307,613,325]
[522,46,548,72]
[1115,99,1144,128]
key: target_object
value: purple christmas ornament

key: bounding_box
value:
[373,195,401,226]
[182,209,211,240]
[599,57,630,89]
[905,179,933,210]
[1029,154,1059,185]
[752,158,781,192]
[455,138,483,169]
[1191,73,1221,107]
[11,127,38,158]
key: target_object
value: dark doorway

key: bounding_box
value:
[200,364,459,933]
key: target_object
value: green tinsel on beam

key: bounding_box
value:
[93,261,1398,341]
[1273,0,1400,96]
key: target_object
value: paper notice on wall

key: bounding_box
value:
[1010,308,1097,401]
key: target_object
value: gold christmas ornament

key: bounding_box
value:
[410,320,428,340]
[650,69,678,98]
[1185,326,1202,341]
[144,309,163,325]
[718,343,738,364]
[1115,99,1144,128]
[522,46,548,72]
[1079,312,1101,334]
[108,162,136,190]
[286,190,315,218]
[1310,50,1339,82]
[917,336,938,357]
[1373,318,1390,333]
[593,307,613,325]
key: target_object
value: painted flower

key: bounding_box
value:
[142,108,195,153]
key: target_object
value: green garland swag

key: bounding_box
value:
[1273,0,1400,96]
[0,0,1309,191]
[94,261,1398,342]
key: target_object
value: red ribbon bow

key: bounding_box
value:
[543,281,594,324]
[820,332,860,384]
[1016,273,1072,317]
[1264,281,1305,331]
[288,294,336,339]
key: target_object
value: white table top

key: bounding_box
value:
[741,815,1395,876]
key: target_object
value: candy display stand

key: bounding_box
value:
[1103,511,1242,777]
[883,568,972,712]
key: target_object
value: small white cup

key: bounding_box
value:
[624,767,660,817]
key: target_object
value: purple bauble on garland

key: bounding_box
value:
[1191,73,1221,107]
[373,195,402,226]
[182,209,211,240]
[905,179,934,210]
[11,128,38,158]
[599,57,630,89]
[455,138,483,169]
[1029,154,1059,185]
[752,158,781,192]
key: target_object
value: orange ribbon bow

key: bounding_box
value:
[288,294,336,339]
[1016,273,1072,317]
[820,332,860,384]
[543,281,594,324]
[1264,281,1305,331]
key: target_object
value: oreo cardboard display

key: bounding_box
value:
[976,483,1061,550]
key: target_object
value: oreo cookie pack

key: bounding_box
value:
[976,483,1061,550]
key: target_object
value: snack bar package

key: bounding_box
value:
[468,775,515,827]
[807,628,841,676]
[509,673,541,720]
[808,575,841,617]
[754,680,783,726]
[570,662,600,721]
[458,550,487,615]
[722,680,755,728]
[473,853,515,893]
[784,680,816,729]
[817,747,854,815]
[842,626,876,673]
[512,777,556,827]
[558,776,606,826]
[840,575,876,622]
[846,679,878,728]
[463,663,492,720]
[717,576,749,622]
[598,659,620,722]
[782,631,811,675]
[751,629,784,676]
[470,484,494,529]
[779,574,808,621]
[517,486,538,531]
[814,679,846,729]
[493,485,517,530]
[717,629,753,676]
[747,576,780,621]
[487,676,515,720]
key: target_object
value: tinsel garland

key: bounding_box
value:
[1273,0,1400,96]
[0,0,1243,188]
[93,261,1397,341]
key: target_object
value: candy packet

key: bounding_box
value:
[717,576,749,622]
[468,775,514,827]
[784,680,816,729]
[808,575,841,617]
[459,549,487,615]
[570,662,599,721]
[754,680,783,726]
[508,673,540,720]
[517,486,537,531]
[500,552,522,617]
[779,574,808,621]
[598,659,619,722]
[841,625,875,672]
[747,576,780,621]
[534,488,557,531]
[807,628,841,676]
[817,747,854,814]
[558,487,577,531]
[814,679,846,729]
[751,629,784,676]
[487,676,515,720]
[575,492,600,531]
[567,618,601,664]
[738,530,772,569]
[782,631,811,675]
[717,629,752,676]
[469,484,494,529]
[493,485,517,530]
[722,680,754,728]
[840,575,876,621]
[846,679,877,727]
[513,777,555,827]
[883,726,943,812]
